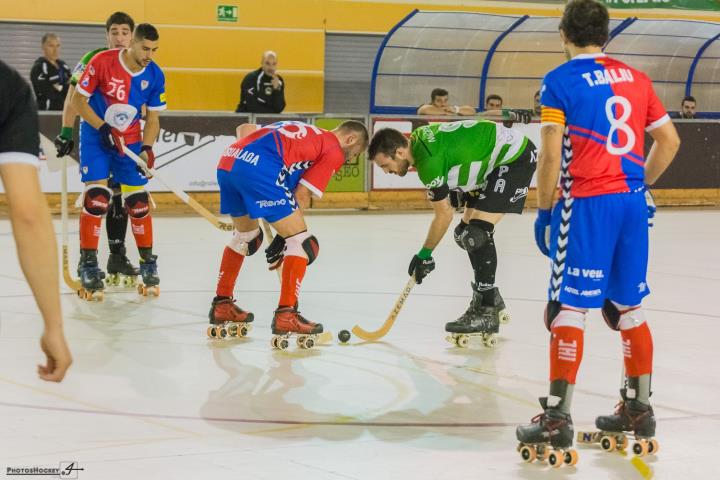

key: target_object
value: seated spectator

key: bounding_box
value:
[485,94,503,111]
[670,95,696,119]
[417,88,476,116]
[235,50,286,113]
[533,90,541,117]
[30,33,71,111]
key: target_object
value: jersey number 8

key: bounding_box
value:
[605,96,635,156]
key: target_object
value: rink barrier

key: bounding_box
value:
[1,113,718,214]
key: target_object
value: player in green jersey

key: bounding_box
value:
[54,12,141,285]
[368,119,537,345]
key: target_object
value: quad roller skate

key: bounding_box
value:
[516,397,579,468]
[77,249,105,301]
[105,246,139,287]
[207,297,254,339]
[271,306,323,350]
[577,389,659,457]
[485,286,510,324]
[445,284,500,348]
[137,254,160,297]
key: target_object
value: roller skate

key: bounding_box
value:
[77,249,105,301]
[484,286,510,324]
[137,254,160,297]
[207,297,254,340]
[445,284,500,348]
[577,388,659,457]
[271,306,323,350]
[105,246,139,287]
[516,397,579,468]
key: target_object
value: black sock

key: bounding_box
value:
[106,194,128,255]
[469,235,497,296]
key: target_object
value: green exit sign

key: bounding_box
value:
[217,5,238,22]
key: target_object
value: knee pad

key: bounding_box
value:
[124,190,150,219]
[285,231,320,265]
[460,219,493,253]
[603,300,645,331]
[228,228,263,256]
[82,184,112,216]
[545,301,587,331]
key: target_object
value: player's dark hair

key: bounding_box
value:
[431,88,449,101]
[134,23,160,42]
[559,0,609,48]
[338,120,370,147]
[682,95,696,104]
[106,12,135,32]
[367,128,409,160]
[485,94,503,106]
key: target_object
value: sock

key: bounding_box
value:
[106,194,128,254]
[130,214,153,250]
[468,222,496,293]
[215,246,245,298]
[79,211,102,250]
[621,321,653,377]
[549,309,585,387]
[279,255,307,308]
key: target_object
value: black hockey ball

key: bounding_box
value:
[338,330,351,344]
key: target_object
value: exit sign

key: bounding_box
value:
[217,5,238,22]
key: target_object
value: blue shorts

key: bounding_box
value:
[217,135,298,223]
[79,122,147,186]
[548,191,650,308]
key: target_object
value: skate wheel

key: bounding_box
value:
[632,440,649,457]
[218,327,228,339]
[207,326,217,339]
[548,451,562,468]
[618,435,628,451]
[499,310,510,324]
[239,326,248,337]
[519,445,536,463]
[122,276,136,287]
[483,335,498,348]
[457,335,469,348]
[279,339,289,350]
[648,439,659,455]
[271,337,279,349]
[304,338,315,349]
[137,284,145,295]
[600,435,616,452]
[296,336,307,348]
[564,449,578,466]
[227,325,238,337]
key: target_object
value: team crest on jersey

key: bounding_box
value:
[88,65,95,75]
[81,77,90,88]
[141,80,149,90]
[104,103,138,133]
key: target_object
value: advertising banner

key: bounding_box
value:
[601,0,720,10]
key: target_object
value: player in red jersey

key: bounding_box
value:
[208,120,368,344]
[515,0,680,465]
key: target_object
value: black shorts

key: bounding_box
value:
[464,140,537,214]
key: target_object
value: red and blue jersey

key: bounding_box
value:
[218,121,344,197]
[76,49,166,144]
[540,53,669,197]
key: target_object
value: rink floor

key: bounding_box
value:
[1,209,718,479]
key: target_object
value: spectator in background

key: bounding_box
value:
[485,94,503,111]
[30,33,71,111]
[235,51,286,113]
[678,95,697,119]
[417,88,476,115]
[533,90,541,117]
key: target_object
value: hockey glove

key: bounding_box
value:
[644,187,656,228]
[534,208,552,257]
[98,123,124,154]
[408,249,435,284]
[54,127,74,157]
[265,234,286,270]
[503,109,533,125]
[138,145,155,178]
[453,220,468,250]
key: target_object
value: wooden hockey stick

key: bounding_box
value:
[122,146,233,231]
[60,156,81,291]
[351,277,416,341]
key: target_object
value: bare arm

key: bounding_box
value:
[236,123,258,139]
[71,89,104,129]
[294,183,312,210]
[143,109,161,146]
[0,163,72,381]
[645,121,681,185]
[456,105,476,116]
[422,197,455,250]
[417,104,450,116]
[61,84,77,129]
[536,124,564,210]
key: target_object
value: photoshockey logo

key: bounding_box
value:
[256,199,286,208]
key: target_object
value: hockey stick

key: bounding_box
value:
[121,146,233,231]
[260,219,283,278]
[351,277,416,341]
[60,156,81,291]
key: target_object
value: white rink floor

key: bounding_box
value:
[1,209,719,479]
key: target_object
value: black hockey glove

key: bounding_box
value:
[504,109,533,125]
[408,253,435,284]
[265,234,286,270]
[54,127,74,157]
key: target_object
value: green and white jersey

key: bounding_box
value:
[70,47,107,86]
[410,120,528,195]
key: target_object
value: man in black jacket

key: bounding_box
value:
[235,51,286,113]
[30,33,71,111]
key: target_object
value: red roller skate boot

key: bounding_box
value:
[271,306,323,350]
[207,297,254,340]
